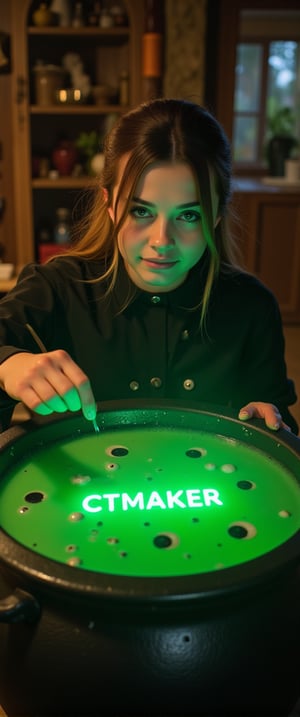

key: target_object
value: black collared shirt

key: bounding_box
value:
[0,254,298,433]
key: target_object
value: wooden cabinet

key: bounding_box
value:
[7,0,144,266]
[232,179,300,324]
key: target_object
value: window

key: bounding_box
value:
[233,43,263,162]
[232,11,300,169]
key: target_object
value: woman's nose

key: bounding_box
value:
[150,217,174,249]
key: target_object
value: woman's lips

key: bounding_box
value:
[142,258,178,269]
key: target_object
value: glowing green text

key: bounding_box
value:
[82,488,223,513]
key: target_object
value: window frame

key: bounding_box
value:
[233,38,271,171]
[212,0,300,178]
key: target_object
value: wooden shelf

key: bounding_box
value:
[30,104,126,115]
[28,26,129,36]
[32,177,97,188]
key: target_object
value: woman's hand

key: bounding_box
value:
[238,401,291,432]
[0,351,97,422]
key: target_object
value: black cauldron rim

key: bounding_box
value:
[0,399,299,607]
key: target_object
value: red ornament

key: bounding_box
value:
[52,141,77,176]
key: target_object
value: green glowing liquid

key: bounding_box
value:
[0,425,299,576]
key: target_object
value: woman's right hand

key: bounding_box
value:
[0,350,97,421]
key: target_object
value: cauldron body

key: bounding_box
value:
[1,567,300,716]
[0,401,299,716]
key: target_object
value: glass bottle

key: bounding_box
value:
[54,207,71,244]
[72,1,84,27]
[88,1,102,26]
[99,8,113,28]
[110,5,128,27]
[50,0,72,27]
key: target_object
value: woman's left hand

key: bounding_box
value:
[238,401,291,432]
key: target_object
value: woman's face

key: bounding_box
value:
[108,157,219,293]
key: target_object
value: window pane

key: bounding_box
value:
[232,116,259,162]
[266,41,300,137]
[234,44,263,111]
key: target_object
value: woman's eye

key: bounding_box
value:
[130,206,152,219]
[178,210,201,223]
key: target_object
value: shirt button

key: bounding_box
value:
[151,295,160,304]
[150,377,162,388]
[183,378,195,391]
[181,329,189,341]
[129,380,140,391]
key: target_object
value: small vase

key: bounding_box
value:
[34,64,65,105]
[52,141,77,176]
[32,3,55,27]
[50,0,72,27]
[267,136,297,177]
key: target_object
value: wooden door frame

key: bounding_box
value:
[0,3,17,264]
[11,0,34,265]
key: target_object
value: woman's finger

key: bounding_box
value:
[50,352,97,419]
[77,379,97,421]
[238,402,291,431]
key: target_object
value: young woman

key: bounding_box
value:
[0,98,297,433]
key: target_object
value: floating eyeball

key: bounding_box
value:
[228,521,257,540]
[24,491,45,503]
[237,480,256,490]
[153,532,180,550]
[105,462,119,471]
[105,446,129,457]
[185,447,207,458]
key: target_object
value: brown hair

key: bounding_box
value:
[67,98,240,324]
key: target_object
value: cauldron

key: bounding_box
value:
[0,400,299,716]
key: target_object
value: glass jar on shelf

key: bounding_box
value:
[54,207,71,244]
[110,5,128,27]
[33,63,65,106]
[50,0,72,27]
[72,1,85,27]
[88,1,102,26]
[99,8,113,28]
